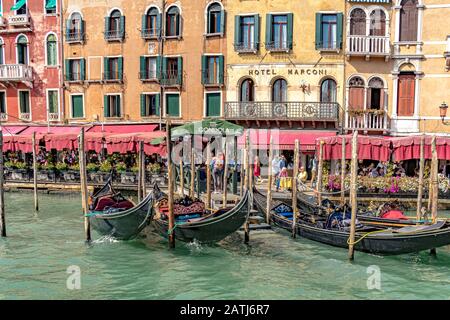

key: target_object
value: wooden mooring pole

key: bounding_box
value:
[222,138,228,208]
[0,130,6,237]
[292,140,300,239]
[317,141,324,210]
[265,136,274,224]
[348,131,358,261]
[32,132,39,211]
[340,137,346,207]
[431,136,438,223]
[417,135,425,222]
[244,133,250,244]
[206,144,211,209]
[166,120,175,248]
[179,158,184,196]
[79,128,91,242]
[190,143,195,199]
[240,147,245,197]
[137,141,144,203]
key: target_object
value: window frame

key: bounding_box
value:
[141,92,160,117]
[70,93,85,119]
[45,33,58,67]
[46,89,59,119]
[0,90,7,118]
[18,89,31,117]
[16,34,29,65]
[104,93,123,119]
[165,5,181,38]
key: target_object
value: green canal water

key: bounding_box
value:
[0,192,449,300]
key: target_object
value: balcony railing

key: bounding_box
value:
[316,41,340,51]
[141,28,160,39]
[19,112,31,121]
[202,71,224,86]
[0,17,7,27]
[265,41,291,52]
[66,31,85,43]
[0,64,33,82]
[139,70,158,81]
[66,72,83,82]
[48,113,60,122]
[104,30,124,41]
[345,110,390,132]
[234,42,259,53]
[8,14,31,27]
[0,113,7,121]
[103,71,123,82]
[346,35,390,56]
[224,101,340,121]
[160,71,181,86]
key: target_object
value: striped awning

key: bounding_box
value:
[348,0,391,3]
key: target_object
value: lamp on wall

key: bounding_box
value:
[439,101,449,123]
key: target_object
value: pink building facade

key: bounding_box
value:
[0,0,62,124]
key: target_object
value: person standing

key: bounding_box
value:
[272,155,280,191]
[310,155,318,187]
[254,155,261,183]
[212,152,224,193]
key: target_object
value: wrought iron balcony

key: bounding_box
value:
[8,14,31,27]
[234,42,259,53]
[202,71,224,86]
[139,70,158,81]
[104,30,124,41]
[141,28,160,40]
[316,40,340,51]
[346,35,390,57]
[103,71,123,82]
[345,109,390,132]
[0,113,7,121]
[265,41,291,52]
[48,113,60,122]
[0,64,33,83]
[224,101,340,122]
[19,112,31,121]
[66,72,83,82]
[160,71,181,87]
[66,31,85,43]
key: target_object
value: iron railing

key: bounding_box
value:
[66,31,85,43]
[234,42,259,53]
[103,71,123,81]
[141,28,160,39]
[104,30,124,41]
[139,70,158,81]
[265,41,292,52]
[160,71,181,86]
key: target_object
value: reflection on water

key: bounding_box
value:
[0,191,449,300]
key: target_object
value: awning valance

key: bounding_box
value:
[391,135,450,161]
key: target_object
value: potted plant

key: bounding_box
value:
[8,161,30,181]
[89,161,111,184]
[37,163,56,182]
[115,162,136,184]
[58,162,80,182]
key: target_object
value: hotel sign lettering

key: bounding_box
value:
[248,68,328,76]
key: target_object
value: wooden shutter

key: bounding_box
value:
[265,14,272,48]
[155,94,160,116]
[337,13,343,49]
[254,14,260,49]
[119,16,125,39]
[220,10,226,36]
[104,95,109,117]
[104,17,110,37]
[115,96,121,117]
[103,57,109,80]
[287,13,293,50]
[201,55,207,84]
[349,87,365,111]
[80,58,86,80]
[218,55,224,85]
[64,59,70,81]
[315,13,322,50]
[140,56,146,79]
[234,15,240,46]
[140,94,146,117]
[400,0,418,42]
[118,57,123,80]
[397,74,415,116]
[177,56,183,85]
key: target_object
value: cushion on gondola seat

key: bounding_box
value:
[381,210,408,220]
[94,197,116,211]
[273,203,293,214]
[176,214,201,222]
[279,212,294,219]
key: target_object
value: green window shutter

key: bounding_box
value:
[218,55,224,85]
[65,19,71,38]
[167,94,180,117]
[162,57,167,81]
[141,14,147,33]
[140,56,146,79]
[177,56,183,85]
[220,10,226,36]
[80,58,86,80]
[265,14,272,49]
[118,57,123,80]
[315,13,322,50]
[140,94,146,116]
[80,20,85,39]
[287,13,294,50]
[337,13,343,49]
[104,95,109,117]
[104,57,109,80]
[156,56,162,79]
[64,59,70,81]
[104,17,110,37]
[157,14,162,37]
[254,14,260,50]
[115,96,121,117]
[234,16,240,47]
[201,55,207,85]
[155,94,160,116]
[206,92,221,117]
[119,16,125,39]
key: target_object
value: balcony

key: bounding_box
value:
[19,113,31,121]
[234,42,259,54]
[0,64,33,86]
[265,41,291,53]
[160,71,181,87]
[0,113,7,121]
[345,109,390,133]
[202,72,224,86]
[103,71,123,82]
[139,70,158,82]
[104,30,124,41]
[346,35,390,59]
[48,113,60,122]
[141,28,160,40]
[8,14,31,27]
[225,101,340,127]
[66,72,83,83]
[0,17,7,28]
[66,31,85,44]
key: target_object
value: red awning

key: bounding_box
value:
[87,124,159,133]
[0,126,28,136]
[19,126,82,136]
[392,135,450,161]
[238,129,338,151]
[318,135,391,161]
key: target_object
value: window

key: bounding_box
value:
[104,57,123,81]
[370,9,386,36]
[350,9,366,36]
[46,34,57,66]
[105,9,125,41]
[0,92,6,114]
[142,7,160,39]
[65,59,85,81]
[71,95,84,118]
[66,12,84,42]
[45,0,56,15]
[400,0,418,42]
[19,91,30,114]
[17,35,28,65]
[166,6,181,37]
[104,95,121,118]
[240,78,255,102]
[348,76,365,110]
[397,73,415,116]
[235,15,259,52]
[140,56,158,80]
[206,92,221,117]
[140,94,160,117]
[266,14,293,51]
[315,13,343,50]
[272,79,287,102]
[367,77,384,110]
[13,0,27,15]
[161,56,182,86]
[207,3,224,35]
[0,39,4,64]
[202,55,224,85]
[166,93,180,117]
[47,90,58,114]
[321,79,337,103]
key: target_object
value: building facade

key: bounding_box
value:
[62,0,227,126]
[0,0,62,124]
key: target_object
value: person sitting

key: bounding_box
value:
[298,166,308,184]
[278,167,291,192]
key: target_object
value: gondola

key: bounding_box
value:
[254,188,450,255]
[88,179,157,240]
[151,184,250,243]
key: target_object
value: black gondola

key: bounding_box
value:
[254,188,450,255]
[151,184,250,243]
[88,179,157,240]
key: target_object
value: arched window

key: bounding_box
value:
[105,9,124,40]
[17,35,28,65]
[67,12,84,42]
[240,78,254,102]
[110,10,121,32]
[370,9,386,36]
[321,79,337,103]
[166,6,181,37]
[144,7,160,38]
[207,3,223,34]
[272,79,287,102]
[46,34,57,66]
[400,0,418,42]
[350,8,366,36]
[348,76,365,110]
[367,77,384,110]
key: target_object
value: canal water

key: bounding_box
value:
[0,192,449,300]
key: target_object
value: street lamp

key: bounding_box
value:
[439,101,449,123]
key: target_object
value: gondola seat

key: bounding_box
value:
[94,195,134,212]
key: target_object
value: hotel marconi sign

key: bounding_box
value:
[247,68,329,77]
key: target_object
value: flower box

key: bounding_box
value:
[120,172,138,184]
[9,169,30,181]
[88,171,110,184]
[60,170,80,182]
[37,170,56,182]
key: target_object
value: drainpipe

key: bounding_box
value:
[59,0,65,124]
[159,0,166,131]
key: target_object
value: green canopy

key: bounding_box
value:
[45,0,57,9]
[11,0,26,11]
[171,119,244,138]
